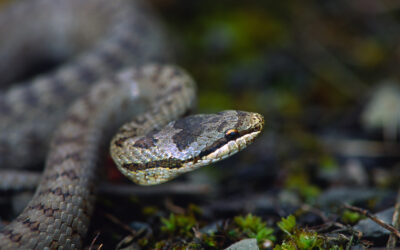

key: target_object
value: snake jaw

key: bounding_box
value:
[196,129,262,165]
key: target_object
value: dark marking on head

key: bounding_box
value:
[172,114,216,151]
[133,130,158,149]
[113,136,127,147]
[122,158,183,171]
[114,127,139,147]
[198,137,229,158]
[217,121,228,132]
[235,110,248,129]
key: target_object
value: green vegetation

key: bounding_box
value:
[233,214,276,244]
[341,210,365,225]
[277,215,296,235]
[274,215,323,250]
[160,213,197,237]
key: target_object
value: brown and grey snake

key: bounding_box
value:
[0,0,264,249]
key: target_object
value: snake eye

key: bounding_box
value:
[225,129,240,140]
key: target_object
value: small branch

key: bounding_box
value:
[343,203,400,239]
[387,188,400,248]
[89,231,101,250]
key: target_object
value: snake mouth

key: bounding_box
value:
[197,129,262,164]
[199,127,262,158]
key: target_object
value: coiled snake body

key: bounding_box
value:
[0,0,264,249]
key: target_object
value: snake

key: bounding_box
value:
[0,0,264,249]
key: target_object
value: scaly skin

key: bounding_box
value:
[0,65,197,249]
[0,0,169,169]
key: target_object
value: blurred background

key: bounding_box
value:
[148,0,400,199]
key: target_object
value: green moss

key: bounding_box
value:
[274,240,297,250]
[295,231,321,249]
[275,215,324,250]
[233,214,276,244]
[341,210,365,224]
[277,215,296,235]
[201,233,218,248]
[160,213,197,238]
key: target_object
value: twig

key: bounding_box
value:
[387,188,400,248]
[89,231,101,250]
[332,222,363,239]
[343,203,400,239]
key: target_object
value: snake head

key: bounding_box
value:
[112,110,264,185]
[188,110,264,165]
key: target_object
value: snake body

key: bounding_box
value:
[0,0,168,169]
[0,0,264,249]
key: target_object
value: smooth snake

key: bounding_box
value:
[0,0,264,249]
